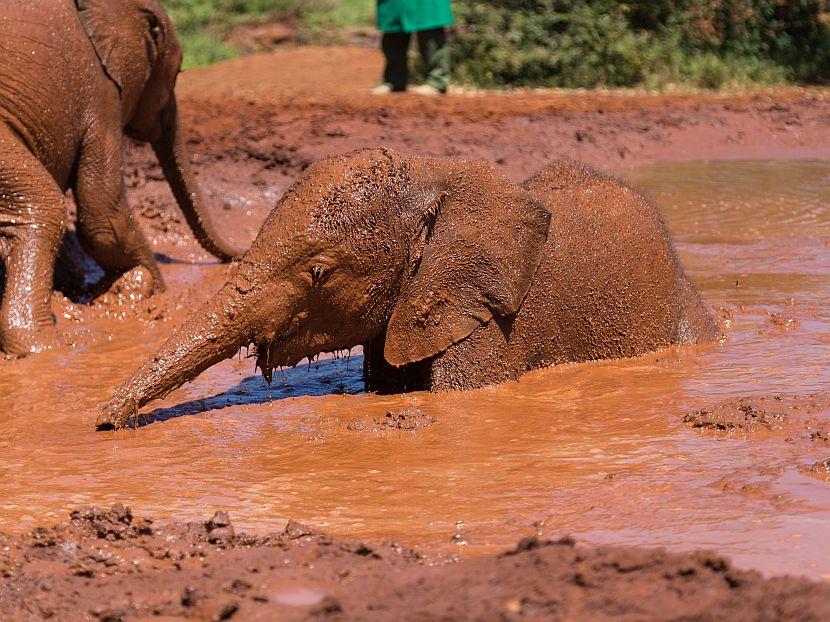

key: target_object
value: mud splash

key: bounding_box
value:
[1,159,829,581]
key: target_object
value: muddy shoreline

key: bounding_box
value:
[173,47,830,176]
[3,505,829,621]
[3,47,830,617]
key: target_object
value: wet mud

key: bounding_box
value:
[2,505,829,622]
[346,405,436,433]
[803,459,830,483]
[2,46,830,607]
[684,394,826,436]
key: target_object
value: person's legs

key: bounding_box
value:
[416,28,450,93]
[381,32,411,92]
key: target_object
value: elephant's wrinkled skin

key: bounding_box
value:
[0,0,243,356]
[98,149,719,429]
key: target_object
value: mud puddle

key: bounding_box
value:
[1,159,829,580]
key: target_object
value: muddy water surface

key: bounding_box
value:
[1,160,829,579]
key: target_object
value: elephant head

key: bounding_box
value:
[96,149,551,429]
[75,0,243,261]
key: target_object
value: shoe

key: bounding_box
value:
[410,84,444,96]
[370,84,393,95]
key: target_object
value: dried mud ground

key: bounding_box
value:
[4,47,830,620]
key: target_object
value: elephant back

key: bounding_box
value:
[0,0,102,182]
[518,160,707,365]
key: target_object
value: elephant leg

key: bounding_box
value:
[0,137,65,356]
[73,128,164,294]
[76,206,164,297]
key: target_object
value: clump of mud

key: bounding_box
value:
[2,506,830,621]
[684,394,824,436]
[710,477,781,501]
[767,311,799,331]
[347,406,436,432]
[684,397,789,434]
[137,196,185,235]
[801,458,830,482]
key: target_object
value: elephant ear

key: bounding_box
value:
[76,0,162,97]
[384,161,551,367]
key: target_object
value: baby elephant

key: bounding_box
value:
[97,149,718,429]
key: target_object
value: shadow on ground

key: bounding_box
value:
[137,354,366,427]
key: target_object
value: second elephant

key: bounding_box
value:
[0,0,243,356]
[97,149,718,429]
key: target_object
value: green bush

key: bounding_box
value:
[163,0,296,67]
[451,0,830,88]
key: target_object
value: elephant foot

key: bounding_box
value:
[1,324,60,359]
[92,266,160,304]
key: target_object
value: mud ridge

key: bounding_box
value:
[346,405,436,432]
[684,394,827,437]
[2,506,830,621]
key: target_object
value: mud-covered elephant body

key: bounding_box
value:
[98,148,718,429]
[0,0,241,356]
[364,159,716,391]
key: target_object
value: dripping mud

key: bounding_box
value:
[3,48,830,618]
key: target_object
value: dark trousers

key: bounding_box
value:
[382,28,450,92]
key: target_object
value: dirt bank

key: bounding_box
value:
[175,46,830,173]
[2,505,829,622]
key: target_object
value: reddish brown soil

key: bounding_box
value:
[3,505,829,622]
[174,46,830,178]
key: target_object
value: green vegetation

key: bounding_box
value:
[163,0,830,89]
[162,0,374,68]
[452,1,830,89]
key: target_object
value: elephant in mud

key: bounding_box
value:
[97,148,719,429]
[0,0,243,357]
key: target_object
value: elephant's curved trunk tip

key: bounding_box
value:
[95,282,250,431]
[96,392,139,430]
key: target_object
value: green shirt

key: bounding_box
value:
[377,0,454,33]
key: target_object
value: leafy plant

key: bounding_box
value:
[451,0,830,88]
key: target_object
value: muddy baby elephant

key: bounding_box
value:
[97,148,718,429]
[0,0,243,356]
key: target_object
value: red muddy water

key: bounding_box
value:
[2,155,829,581]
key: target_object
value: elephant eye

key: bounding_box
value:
[309,265,330,287]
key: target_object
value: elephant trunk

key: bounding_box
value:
[152,95,246,262]
[96,282,249,430]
